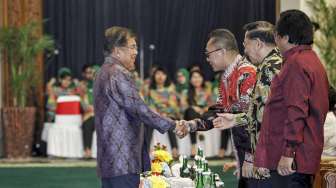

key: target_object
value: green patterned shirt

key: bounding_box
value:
[235,48,283,153]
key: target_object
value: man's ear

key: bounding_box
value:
[283,35,290,43]
[256,38,263,49]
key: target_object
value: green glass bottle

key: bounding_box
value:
[197,147,204,158]
[203,160,209,172]
[180,156,190,177]
[210,173,216,188]
[196,171,204,188]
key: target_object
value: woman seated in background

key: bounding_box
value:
[46,67,78,122]
[323,86,336,157]
[175,68,190,117]
[145,67,180,158]
[183,70,214,157]
[77,64,96,159]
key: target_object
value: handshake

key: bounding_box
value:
[173,111,238,139]
[174,120,196,138]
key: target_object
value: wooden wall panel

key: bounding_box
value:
[1,0,45,144]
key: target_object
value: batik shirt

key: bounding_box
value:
[192,54,257,132]
[234,48,282,154]
[94,56,175,178]
[146,85,180,119]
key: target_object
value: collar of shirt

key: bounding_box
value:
[222,54,242,79]
[282,45,312,61]
[104,55,133,78]
[257,48,280,69]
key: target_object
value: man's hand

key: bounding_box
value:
[242,161,254,178]
[255,167,271,179]
[174,120,189,138]
[277,156,296,176]
[213,113,235,129]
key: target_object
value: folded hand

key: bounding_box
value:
[212,113,235,129]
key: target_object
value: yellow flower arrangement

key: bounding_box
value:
[151,161,163,175]
[154,149,173,163]
[153,143,173,164]
[148,176,169,188]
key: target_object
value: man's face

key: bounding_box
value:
[243,32,259,64]
[205,39,225,72]
[118,37,138,71]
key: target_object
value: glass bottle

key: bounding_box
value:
[210,173,216,188]
[180,155,190,177]
[196,171,204,188]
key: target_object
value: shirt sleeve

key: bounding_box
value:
[108,71,175,133]
[282,62,310,157]
[230,66,257,112]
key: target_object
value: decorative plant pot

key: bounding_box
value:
[2,107,36,158]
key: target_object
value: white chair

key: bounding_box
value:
[47,95,84,158]
[91,131,97,158]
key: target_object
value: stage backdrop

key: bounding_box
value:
[43,0,276,81]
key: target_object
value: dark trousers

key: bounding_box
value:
[245,171,313,188]
[82,116,95,149]
[270,171,313,188]
[220,129,230,150]
[246,178,272,188]
[184,107,200,144]
[101,174,140,188]
[236,147,248,188]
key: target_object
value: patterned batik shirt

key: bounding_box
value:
[235,48,282,155]
[93,56,175,178]
[192,54,257,132]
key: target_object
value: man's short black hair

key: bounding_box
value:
[244,21,275,45]
[104,26,137,56]
[276,9,313,45]
[208,29,239,52]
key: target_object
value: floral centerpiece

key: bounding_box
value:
[141,143,173,188]
[151,143,173,175]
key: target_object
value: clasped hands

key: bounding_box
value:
[174,120,194,138]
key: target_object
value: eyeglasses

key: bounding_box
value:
[205,48,223,57]
[122,44,138,51]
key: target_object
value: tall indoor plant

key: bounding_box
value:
[0,22,54,158]
[307,0,336,87]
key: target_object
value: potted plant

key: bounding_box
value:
[308,0,336,87]
[0,22,54,158]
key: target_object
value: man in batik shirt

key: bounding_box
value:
[209,22,283,187]
[182,29,257,187]
[94,26,186,188]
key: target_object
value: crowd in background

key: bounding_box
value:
[44,64,232,159]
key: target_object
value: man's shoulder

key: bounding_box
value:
[261,53,283,73]
[237,61,257,74]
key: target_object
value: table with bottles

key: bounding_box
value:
[140,147,225,188]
